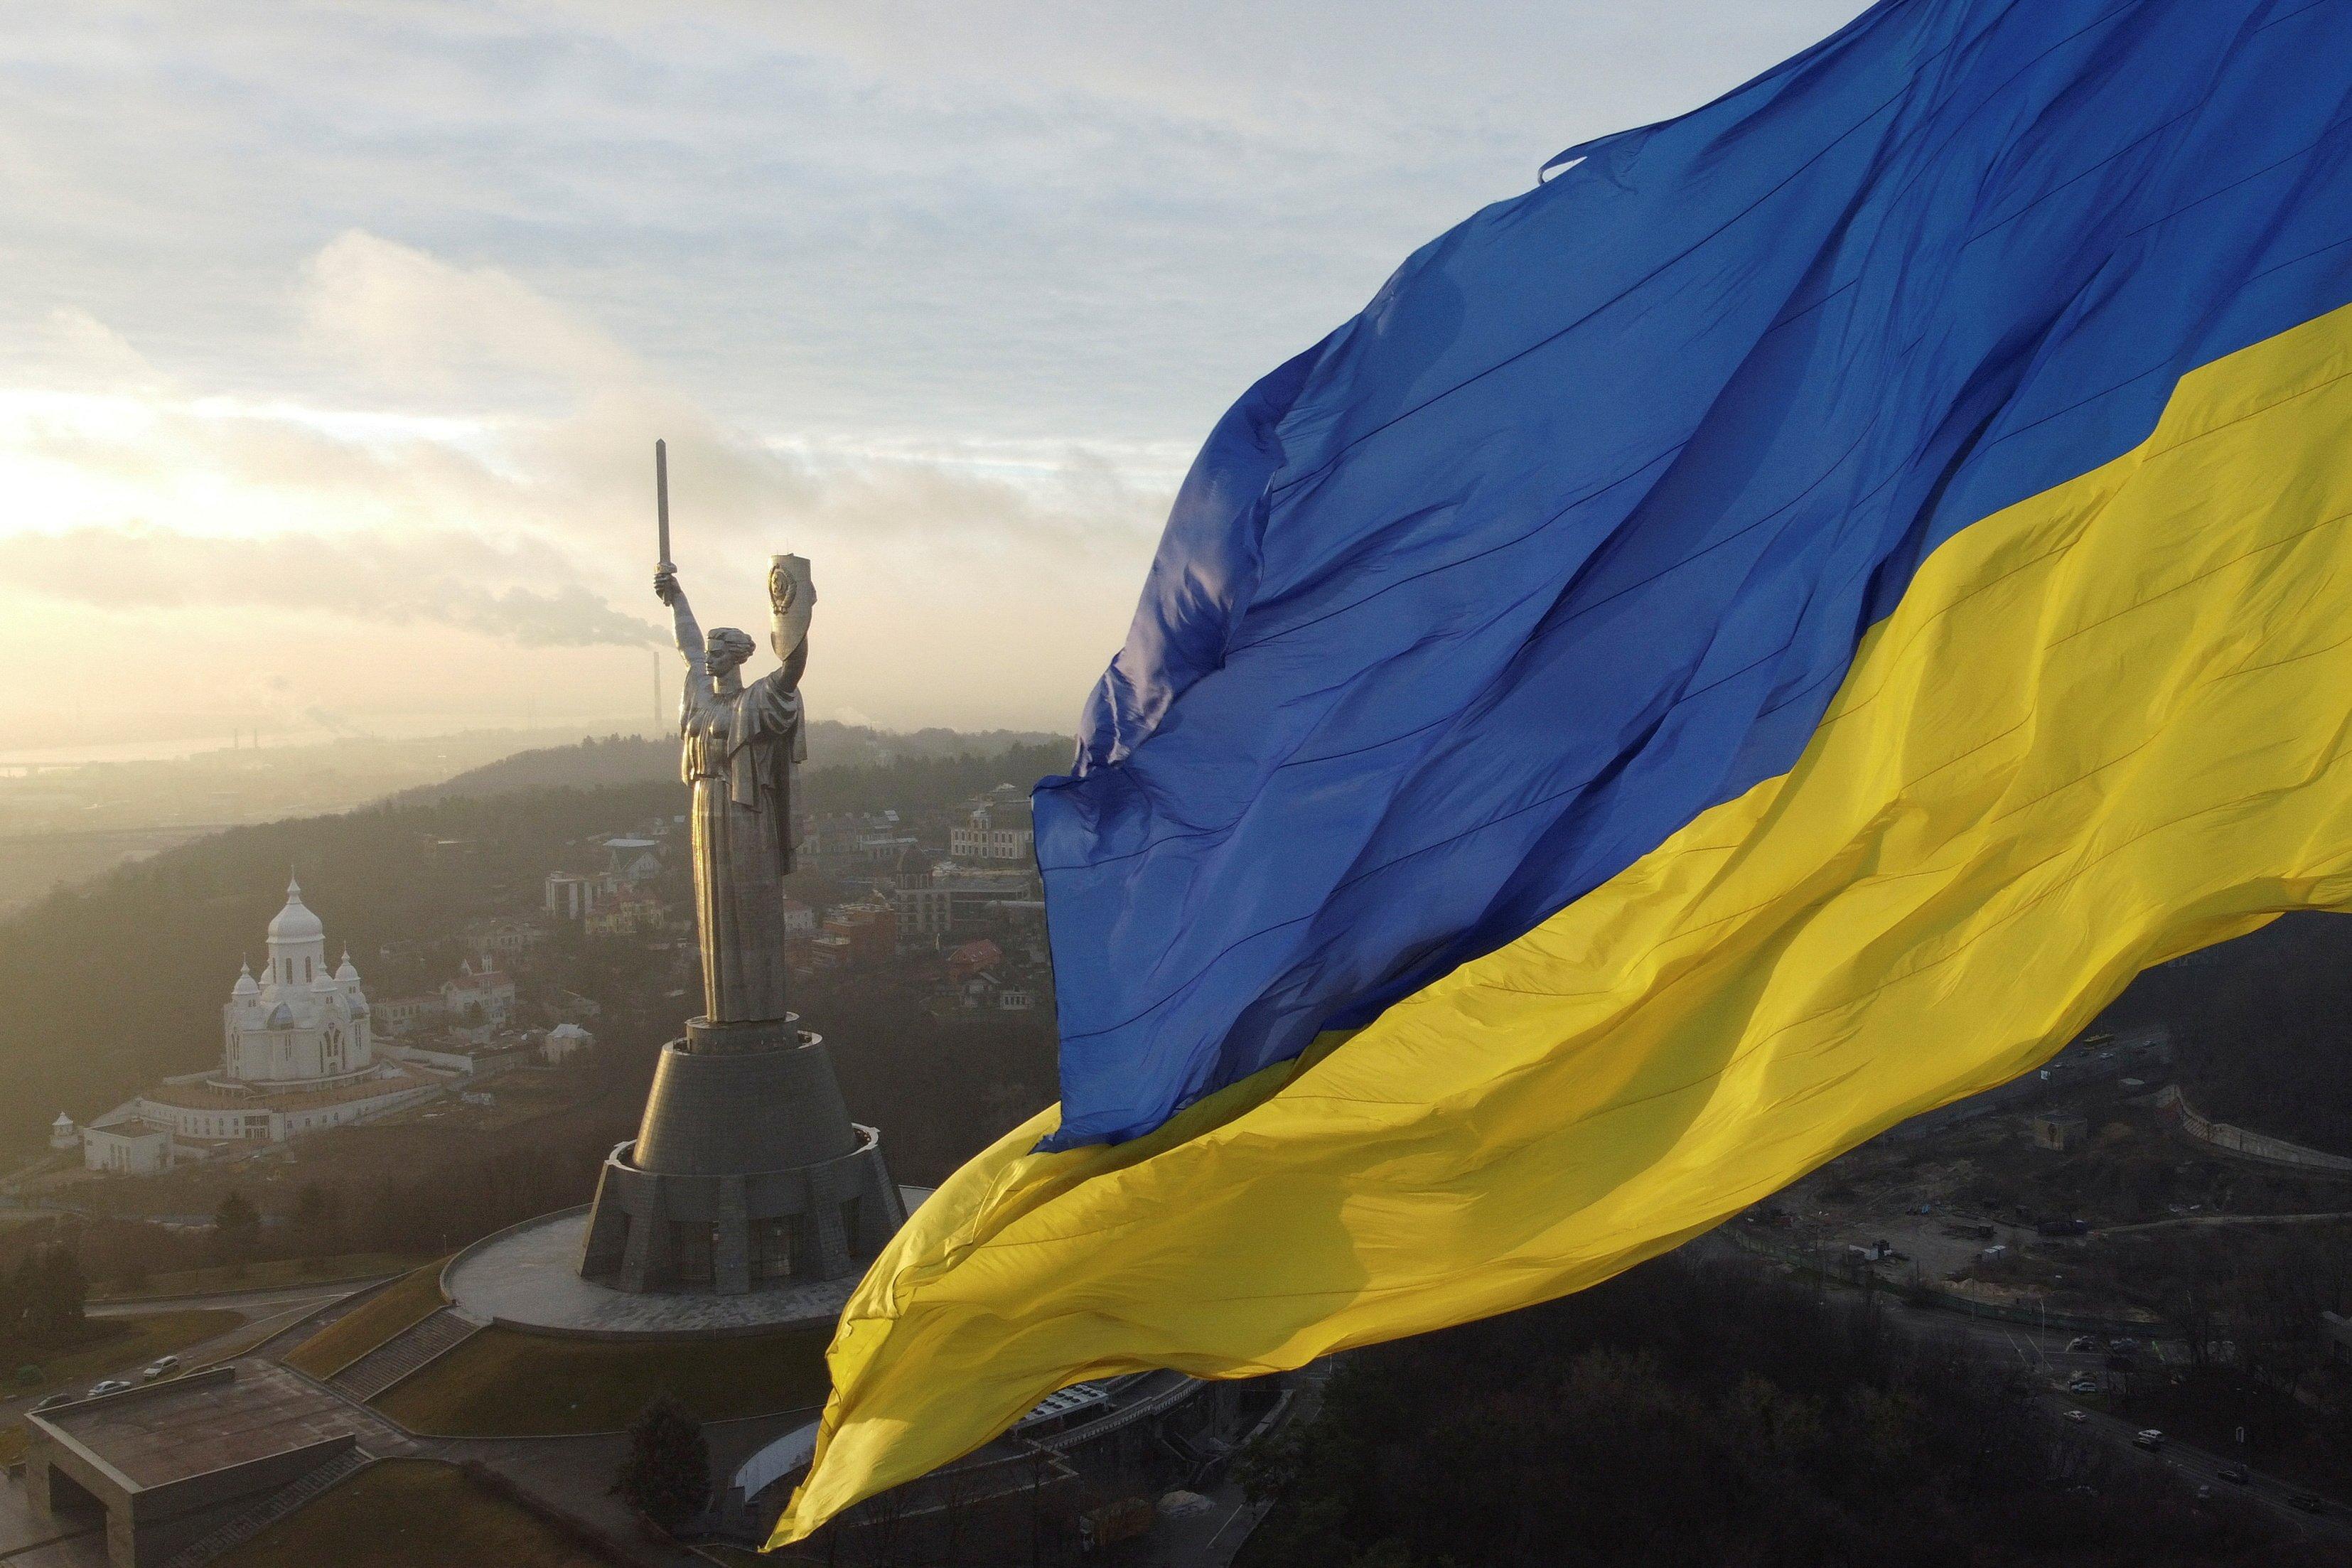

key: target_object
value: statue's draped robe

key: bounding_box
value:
[682,665,802,1023]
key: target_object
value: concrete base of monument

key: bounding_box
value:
[444,1191,933,1341]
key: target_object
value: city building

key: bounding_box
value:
[602,836,663,882]
[544,870,600,920]
[950,785,1035,864]
[811,901,898,972]
[47,1112,75,1151]
[439,958,516,1026]
[584,886,667,937]
[77,879,441,1174]
[541,1021,595,1065]
[798,810,915,877]
[468,915,548,963]
[382,1035,535,1078]
[892,861,1036,947]
[371,992,446,1033]
[946,940,1002,985]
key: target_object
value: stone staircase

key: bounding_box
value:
[157,1447,375,1568]
[328,1307,483,1402]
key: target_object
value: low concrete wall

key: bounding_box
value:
[2159,1085,2352,1174]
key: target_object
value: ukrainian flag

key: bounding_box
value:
[778,0,2352,1538]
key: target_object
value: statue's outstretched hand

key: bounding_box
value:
[654,569,680,606]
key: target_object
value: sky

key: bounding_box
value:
[0,1,1870,756]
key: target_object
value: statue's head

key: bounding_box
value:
[705,626,758,683]
[768,554,815,662]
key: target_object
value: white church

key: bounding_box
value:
[77,878,443,1175]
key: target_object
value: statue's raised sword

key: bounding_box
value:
[654,437,673,575]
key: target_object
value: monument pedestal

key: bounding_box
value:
[578,1014,905,1296]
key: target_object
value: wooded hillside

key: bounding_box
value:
[0,734,1065,1137]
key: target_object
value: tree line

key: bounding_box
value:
[1235,1255,2305,1568]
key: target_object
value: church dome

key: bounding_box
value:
[268,876,325,943]
[232,963,259,998]
[335,951,359,983]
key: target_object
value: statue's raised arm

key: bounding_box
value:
[766,554,814,690]
[655,568,705,662]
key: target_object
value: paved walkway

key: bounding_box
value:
[446,1210,854,1335]
[0,1477,104,1568]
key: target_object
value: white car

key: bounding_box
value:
[2132,1429,2165,1451]
[2063,1409,2088,1424]
[140,1355,179,1381]
[85,1380,132,1398]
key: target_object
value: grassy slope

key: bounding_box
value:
[281,1263,446,1379]
[93,1252,427,1303]
[375,1322,831,1434]
[217,1459,602,1568]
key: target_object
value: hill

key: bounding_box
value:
[0,731,1065,1141]
[393,722,1063,804]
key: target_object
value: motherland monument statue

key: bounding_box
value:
[576,441,903,1299]
[659,544,809,1026]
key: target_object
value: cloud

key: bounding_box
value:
[0,4,1873,741]
[0,229,1169,731]
[0,522,662,648]
[303,230,638,399]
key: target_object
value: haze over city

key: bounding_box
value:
[0,1,1867,758]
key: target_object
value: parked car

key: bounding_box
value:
[2068,1336,2098,1352]
[30,1393,72,1412]
[85,1379,131,1398]
[2218,1464,2250,1486]
[2110,1337,2142,1353]
[2289,1492,2326,1514]
[2068,1376,2100,1394]
[2132,1429,2165,1451]
[2063,1409,2088,1424]
[140,1355,178,1381]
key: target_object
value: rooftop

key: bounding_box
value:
[141,1063,432,1112]
[36,1361,379,1490]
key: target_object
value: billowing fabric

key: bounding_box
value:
[775,0,2352,1542]
[1038,0,2352,1148]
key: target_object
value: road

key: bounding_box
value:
[1872,1279,2352,1544]
[84,1275,397,1319]
[0,1279,375,1429]
[1697,1231,2351,1545]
